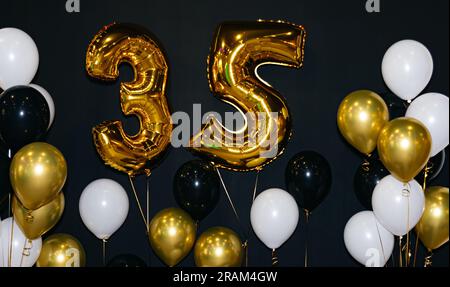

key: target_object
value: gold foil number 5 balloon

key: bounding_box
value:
[86,23,172,176]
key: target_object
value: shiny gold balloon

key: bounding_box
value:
[36,234,86,267]
[10,142,67,210]
[190,20,306,171]
[194,227,243,267]
[337,90,389,155]
[86,23,172,176]
[149,207,196,266]
[415,186,449,251]
[12,193,64,240]
[378,117,431,182]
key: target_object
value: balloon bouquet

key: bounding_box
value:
[0,27,85,267]
[339,40,449,267]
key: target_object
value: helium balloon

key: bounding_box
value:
[107,254,147,267]
[337,90,389,155]
[416,149,446,184]
[29,84,55,130]
[380,92,408,119]
[36,233,86,267]
[10,142,67,210]
[173,160,220,221]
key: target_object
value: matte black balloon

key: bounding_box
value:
[353,157,389,210]
[173,160,220,221]
[285,151,332,212]
[415,149,446,184]
[381,92,408,119]
[0,86,49,151]
[107,254,147,267]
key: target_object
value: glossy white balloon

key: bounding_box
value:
[79,179,129,240]
[0,28,39,90]
[372,175,425,236]
[344,211,394,267]
[29,84,55,130]
[382,40,433,101]
[250,188,299,249]
[406,93,449,156]
[0,217,42,267]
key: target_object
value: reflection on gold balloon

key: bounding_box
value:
[149,208,196,266]
[12,193,64,240]
[194,227,243,267]
[416,186,449,251]
[36,234,86,267]
[337,90,389,155]
[190,20,306,171]
[86,23,172,176]
[10,142,67,210]
[377,117,431,182]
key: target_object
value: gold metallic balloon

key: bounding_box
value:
[36,233,86,267]
[337,90,389,155]
[86,23,172,176]
[194,226,243,267]
[190,20,306,171]
[415,186,449,251]
[149,207,196,266]
[12,193,64,240]
[10,142,67,210]
[377,117,431,182]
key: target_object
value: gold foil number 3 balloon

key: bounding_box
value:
[190,21,306,171]
[86,23,172,176]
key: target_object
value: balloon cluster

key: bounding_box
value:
[339,40,449,267]
[0,27,85,268]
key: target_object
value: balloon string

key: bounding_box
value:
[422,162,430,191]
[374,217,387,267]
[102,239,107,266]
[252,170,260,202]
[406,183,411,266]
[362,156,371,172]
[128,175,148,230]
[9,216,15,267]
[424,251,433,267]
[146,175,150,234]
[20,239,32,267]
[413,229,420,267]
[243,240,248,267]
[8,193,11,217]
[398,236,403,267]
[271,249,279,266]
[304,209,309,267]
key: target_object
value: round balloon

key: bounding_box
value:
[29,84,55,130]
[415,149,446,184]
[36,233,86,267]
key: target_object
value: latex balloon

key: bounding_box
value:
[86,23,172,176]
[416,149,446,184]
[378,117,431,182]
[337,90,389,155]
[149,207,196,267]
[10,142,67,210]
[173,160,220,221]
[250,188,299,250]
[194,227,243,267]
[380,92,408,119]
[0,217,42,267]
[372,175,425,236]
[415,186,449,251]
[0,86,50,151]
[107,254,147,267]
[382,40,433,101]
[406,93,449,157]
[12,193,64,240]
[353,157,389,210]
[0,28,39,90]
[285,151,332,212]
[79,179,129,240]
[190,20,305,171]
[344,211,394,267]
[29,84,55,130]
[36,234,85,267]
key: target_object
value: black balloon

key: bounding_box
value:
[173,160,220,221]
[285,151,332,212]
[381,92,408,119]
[107,254,147,267]
[0,86,49,151]
[415,149,446,184]
[0,153,11,212]
[353,157,389,210]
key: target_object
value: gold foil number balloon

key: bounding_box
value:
[194,226,243,267]
[149,208,196,267]
[10,142,67,210]
[190,20,306,171]
[415,186,449,251]
[36,234,86,267]
[86,23,172,176]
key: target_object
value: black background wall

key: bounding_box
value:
[0,0,448,267]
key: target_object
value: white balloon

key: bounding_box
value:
[344,211,394,267]
[0,28,39,90]
[382,40,433,101]
[406,93,449,157]
[29,84,55,130]
[372,175,425,236]
[250,188,299,249]
[79,179,129,240]
[0,217,42,267]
